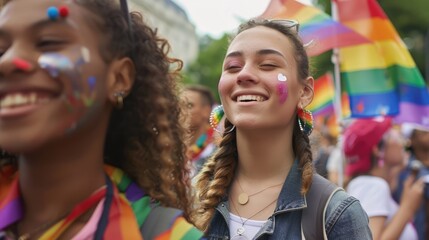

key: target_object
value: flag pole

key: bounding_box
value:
[330,0,344,187]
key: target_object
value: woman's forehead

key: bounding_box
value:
[228,26,294,55]
[0,0,87,27]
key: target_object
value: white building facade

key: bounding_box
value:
[129,0,199,68]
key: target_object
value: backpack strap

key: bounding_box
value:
[140,203,183,239]
[302,174,342,240]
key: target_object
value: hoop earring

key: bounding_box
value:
[114,91,125,109]
[209,105,235,134]
[297,107,313,136]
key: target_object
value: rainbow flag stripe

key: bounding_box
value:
[307,73,335,117]
[261,0,370,56]
[335,0,429,126]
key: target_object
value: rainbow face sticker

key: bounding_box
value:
[277,73,288,104]
[38,46,101,133]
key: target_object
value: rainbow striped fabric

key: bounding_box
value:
[334,0,429,126]
[260,0,370,56]
[0,165,203,239]
[307,73,350,137]
[307,73,335,117]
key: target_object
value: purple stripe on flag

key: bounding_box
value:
[125,182,145,202]
[313,104,335,118]
[395,102,429,128]
[0,198,23,228]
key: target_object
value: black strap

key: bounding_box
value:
[302,174,341,240]
[94,175,114,240]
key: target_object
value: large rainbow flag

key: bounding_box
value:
[260,0,370,56]
[334,0,429,127]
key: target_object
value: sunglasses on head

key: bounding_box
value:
[268,19,300,32]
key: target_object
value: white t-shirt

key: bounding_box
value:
[347,176,417,240]
[229,212,266,239]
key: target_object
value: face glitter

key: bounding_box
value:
[37,46,101,133]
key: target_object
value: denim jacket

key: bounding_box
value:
[204,161,372,239]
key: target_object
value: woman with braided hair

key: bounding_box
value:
[0,0,202,239]
[194,19,371,239]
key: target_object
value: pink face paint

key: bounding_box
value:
[13,58,33,71]
[277,73,288,104]
[277,83,288,104]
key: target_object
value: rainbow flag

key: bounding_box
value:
[260,0,370,56]
[334,0,429,127]
[308,73,335,117]
[308,73,350,137]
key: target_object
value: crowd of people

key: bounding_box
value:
[0,0,428,239]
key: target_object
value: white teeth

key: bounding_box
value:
[0,93,50,108]
[237,95,266,102]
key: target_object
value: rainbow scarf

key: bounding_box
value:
[189,127,215,161]
[0,165,201,239]
[334,0,429,126]
[260,0,370,56]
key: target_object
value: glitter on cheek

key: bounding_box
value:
[87,76,97,91]
[38,53,74,78]
[277,82,288,104]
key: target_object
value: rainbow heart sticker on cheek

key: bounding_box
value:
[37,47,101,133]
[277,73,288,104]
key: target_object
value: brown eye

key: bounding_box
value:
[36,39,65,51]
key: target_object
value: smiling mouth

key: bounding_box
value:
[237,95,267,102]
[0,92,56,109]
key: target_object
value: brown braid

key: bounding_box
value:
[194,120,237,231]
[292,119,314,194]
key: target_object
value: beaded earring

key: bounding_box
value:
[209,105,235,134]
[297,107,313,136]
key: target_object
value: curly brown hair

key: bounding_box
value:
[194,19,314,231]
[0,0,194,223]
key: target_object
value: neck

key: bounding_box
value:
[235,127,294,181]
[17,117,108,233]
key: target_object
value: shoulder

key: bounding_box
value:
[141,204,203,240]
[347,176,390,203]
[325,190,372,239]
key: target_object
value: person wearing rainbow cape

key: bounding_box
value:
[0,0,202,239]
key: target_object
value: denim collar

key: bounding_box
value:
[274,159,306,213]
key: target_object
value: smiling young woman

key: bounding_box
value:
[194,19,371,239]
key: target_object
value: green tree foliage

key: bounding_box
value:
[183,34,230,102]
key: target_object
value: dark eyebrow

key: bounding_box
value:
[225,49,286,59]
[257,49,285,58]
[0,19,73,38]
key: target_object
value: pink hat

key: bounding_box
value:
[344,117,392,177]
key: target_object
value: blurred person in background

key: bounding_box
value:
[345,117,423,240]
[183,85,218,177]
[394,123,429,239]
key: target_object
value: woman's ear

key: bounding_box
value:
[300,76,314,108]
[106,57,135,103]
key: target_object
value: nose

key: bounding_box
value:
[236,64,259,85]
[0,43,35,77]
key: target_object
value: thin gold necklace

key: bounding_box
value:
[236,178,283,205]
[230,197,277,239]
